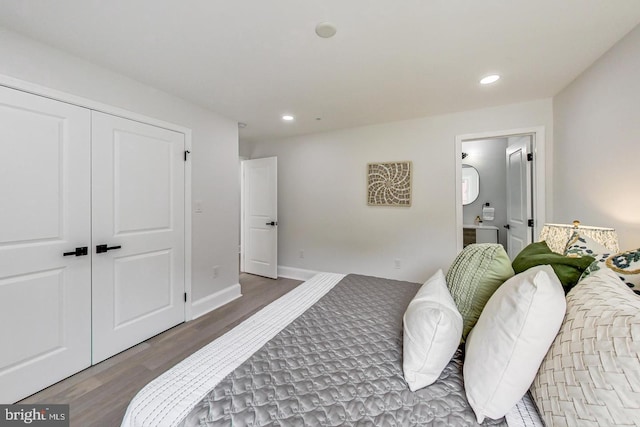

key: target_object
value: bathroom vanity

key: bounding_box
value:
[463,224,499,247]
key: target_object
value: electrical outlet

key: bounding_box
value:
[212,265,219,278]
[299,250,304,259]
[394,259,401,269]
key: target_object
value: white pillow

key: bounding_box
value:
[402,269,463,391]
[464,265,566,423]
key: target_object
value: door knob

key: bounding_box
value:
[265,221,278,226]
[96,244,122,254]
[503,224,511,229]
[63,246,88,257]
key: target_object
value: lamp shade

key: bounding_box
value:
[539,222,619,254]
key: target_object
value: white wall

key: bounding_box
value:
[0,27,240,312]
[462,138,508,247]
[247,99,552,282]
[553,24,640,250]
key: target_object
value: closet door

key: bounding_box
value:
[0,86,91,402]
[91,112,185,363]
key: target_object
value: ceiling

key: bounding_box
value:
[1,1,639,143]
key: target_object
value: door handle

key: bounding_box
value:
[266,221,278,226]
[96,244,122,254]
[63,246,88,257]
[503,224,510,229]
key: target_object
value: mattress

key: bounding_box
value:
[122,273,543,427]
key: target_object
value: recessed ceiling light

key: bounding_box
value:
[282,115,294,121]
[238,122,247,129]
[480,74,501,85]
[315,22,337,38]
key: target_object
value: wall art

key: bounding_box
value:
[367,161,412,206]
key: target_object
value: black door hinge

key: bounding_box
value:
[528,219,534,227]
[184,292,187,302]
[184,150,191,161]
[527,153,533,161]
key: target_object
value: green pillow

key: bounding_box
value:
[446,243,514,339]
[512,241,595,291]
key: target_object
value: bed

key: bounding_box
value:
[122,273,542,427]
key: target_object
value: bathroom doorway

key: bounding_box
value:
[455,127,546,257]
[461,137,508,248]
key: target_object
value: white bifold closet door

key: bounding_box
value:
[91,112,185,364]
[0,87,186,402]
[0,87,92,403]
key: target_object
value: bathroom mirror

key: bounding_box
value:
[461,164,479,205]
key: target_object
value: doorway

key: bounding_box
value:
[461,138,509,248]
[455,127,546,257]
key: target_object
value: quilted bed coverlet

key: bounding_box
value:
[124,273,539,426]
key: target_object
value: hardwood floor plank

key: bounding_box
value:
[17,273,303,427]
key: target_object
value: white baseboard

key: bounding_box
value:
[190,283,242,320]
[277,265,319,281]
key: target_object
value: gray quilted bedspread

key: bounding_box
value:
[179,274,506,426]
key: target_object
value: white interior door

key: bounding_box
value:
[91,112,185,363]
[506,136,533,259]
[0,86,91,402]
[242,157,278,279]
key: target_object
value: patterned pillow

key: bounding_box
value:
[446,243,514,340]
[531,268,640,426]
[564,231,609,257]
[580,248,640,295]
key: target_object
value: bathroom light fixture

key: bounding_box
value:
[282,115,294,121]
[315,22,337,38]
[480,74,500,85]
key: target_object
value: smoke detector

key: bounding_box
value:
[315,22,337,38]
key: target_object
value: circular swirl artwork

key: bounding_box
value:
[367,161,412,206]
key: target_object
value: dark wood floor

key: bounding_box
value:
[19,273,303,427]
